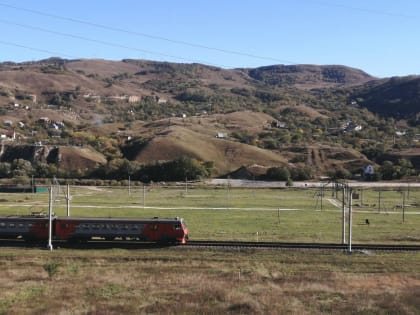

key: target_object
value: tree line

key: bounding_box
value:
[0,157,213,185]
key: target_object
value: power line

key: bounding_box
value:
[0,1,297,65]
[0,18,228,68]
[0,40,78,59]
[303,0,417,19]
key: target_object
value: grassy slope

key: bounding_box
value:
[133,126,288,174]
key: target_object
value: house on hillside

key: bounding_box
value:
[363,164,375,180]
[38,117,50,124]
[1,130,16,141]
[128,95,141,103]
[270,120,287,129]
[216,133,227,139]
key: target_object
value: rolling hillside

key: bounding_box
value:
[0,58,419,179]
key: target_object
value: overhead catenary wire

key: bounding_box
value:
[0,1,416,71]
[0,1,297,65]
[0,40,78,60]
[302,0,417,19]
[0,18,228,67]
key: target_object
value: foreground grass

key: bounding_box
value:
[0,248,419,314]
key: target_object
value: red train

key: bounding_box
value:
[0,215,189,244]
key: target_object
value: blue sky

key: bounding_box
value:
[0,0,419,77]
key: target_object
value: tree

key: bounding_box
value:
[12,159,33,177]
[138,157,211,182]
[0,162,11,177]
[379,161,395,180]
[266,167,290,181]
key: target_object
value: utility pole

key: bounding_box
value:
[347,188,353,254]
[402,190,406,223]
[185,177,188,195]
[66,184,70,217]
[47,186,53,251]
[143,184,146,208]
[128,175,131,196]
[341,185,346,244]
[227,176,231,210]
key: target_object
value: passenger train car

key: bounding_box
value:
[0,215,50,240]
[0,215,188,244]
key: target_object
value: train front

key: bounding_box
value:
[177,217,189,244]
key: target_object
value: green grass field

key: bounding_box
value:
[0,185,419,314]
[0,185,418,244]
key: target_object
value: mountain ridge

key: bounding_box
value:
[1,58,420,179]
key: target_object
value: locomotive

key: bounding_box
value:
[0,215,189,244]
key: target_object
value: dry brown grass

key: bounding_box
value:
[58,146,107,171]
[134,125,288,174]
[0,248,418,314]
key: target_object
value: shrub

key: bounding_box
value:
[43,262,59,279]
[266,167,290,181]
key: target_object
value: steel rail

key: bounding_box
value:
[1,239,419,251]
[185,240,420,251]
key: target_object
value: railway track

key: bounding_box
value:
[1,239,419,251]
[185,240,420,252]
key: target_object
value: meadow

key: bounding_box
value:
[0,248,419,314]
[0,184,418,244]
[0,184,419,314]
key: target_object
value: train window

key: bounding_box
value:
[123,225,129,230]
[9,223,15,228]
[27,223,33,228]
[173,224,182,230]
[151,225,158,231]
[0,222,6,227]
[18,223,24,228]
[131,225,138,230]
[60,224,69,229]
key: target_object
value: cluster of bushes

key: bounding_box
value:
[265,166,313,181]
[90,156,212,182]
[0,157,213,184]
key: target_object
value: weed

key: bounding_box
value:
[43,261,59,279]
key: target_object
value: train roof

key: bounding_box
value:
[0,215,53,221]
[56,216,184,223]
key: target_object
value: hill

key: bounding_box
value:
[354,76,420,118]
[246,64,374,89]
[0,58,419,180]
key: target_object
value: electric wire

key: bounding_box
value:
[0,1,296,65]
[0,18,228,68]
[0,40,78,60]
[0,1,416,68]
[303,0,417,19]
